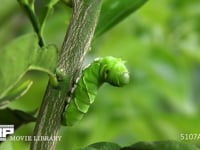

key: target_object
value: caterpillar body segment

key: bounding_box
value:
[62,56,129,126]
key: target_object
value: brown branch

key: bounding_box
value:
[30,0,102,149]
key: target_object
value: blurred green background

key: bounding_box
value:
[0,0,200,149]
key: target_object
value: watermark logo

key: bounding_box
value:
[0,125,14,141]
[0,125,62,142]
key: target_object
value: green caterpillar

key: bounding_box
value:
[62,56,129,126]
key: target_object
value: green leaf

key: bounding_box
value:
[122,141,200,150]
[0,80,32,108]
[0,33,58,102]
[30,44,58,79]
[0,108,36,129]
[80,142,121,150]
[94,0,148,38]
[0,33,39,100]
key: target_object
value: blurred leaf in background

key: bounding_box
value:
[0,0,200,150]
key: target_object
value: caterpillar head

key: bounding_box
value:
[100,56,129,86]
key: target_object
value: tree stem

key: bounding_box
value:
[30,0,102,149]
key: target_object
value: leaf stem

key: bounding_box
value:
[17,0,44,46]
